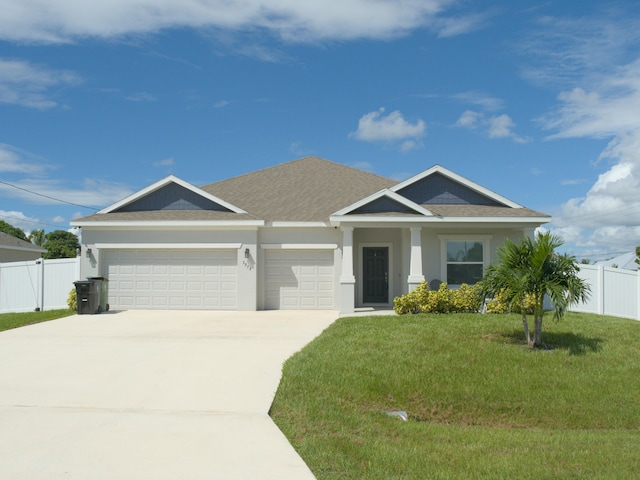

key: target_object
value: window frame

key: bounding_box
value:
[438,235,492,287]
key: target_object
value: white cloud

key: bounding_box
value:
[455,110,480,129]
[350,108,425,150]
[153,157,175,167]
[551,133,640,251]
[0,58,81,109]
[522,10,640,253]
[0,177,134,208]
[125,91,157,102]
[0,210,40,234]
[0,0,482,44]
[0,143,52,174]
[455,110,529,143]
[452,91,504,111]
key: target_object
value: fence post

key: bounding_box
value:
[637,269,640,321]
[37,258,45,312]
[597,265,605,316]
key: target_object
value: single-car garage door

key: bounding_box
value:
[103,249,238,310]
[265,249,335,309]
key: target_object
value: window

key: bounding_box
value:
[439,236,491,286]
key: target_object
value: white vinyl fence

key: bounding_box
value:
[0,257,80,313]
[570,264,640,320]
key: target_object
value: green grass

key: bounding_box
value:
[270,312,640,479]
[0,309,75,332]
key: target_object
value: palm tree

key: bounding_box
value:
[29,229,46,247]
[480,232,591,348]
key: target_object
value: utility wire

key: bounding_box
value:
[0,179,99,211]
[0,213,71,230]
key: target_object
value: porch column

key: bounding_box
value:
[339,226,356,314]
[407,227,425,291]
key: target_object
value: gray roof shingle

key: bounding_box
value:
[0,232,45,251]
[200,156,396,222]
[74,156,550,224]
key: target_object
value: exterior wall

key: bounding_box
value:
[78,224,535,312]
[80,227,259,310]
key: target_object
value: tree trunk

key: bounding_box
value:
[533,316,543,347]
[522,315,533,348]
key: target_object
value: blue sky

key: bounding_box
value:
[1,0,640,260]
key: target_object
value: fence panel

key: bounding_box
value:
[570,264,639,320]
[0,258,80,313]
[43,258,80,310]
[0,260,41,313]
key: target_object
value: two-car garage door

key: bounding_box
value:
[103,249,238,310]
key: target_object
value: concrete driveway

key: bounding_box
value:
[0,310,337,479]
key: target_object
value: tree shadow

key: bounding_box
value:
[500,329,604,356]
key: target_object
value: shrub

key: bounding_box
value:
[453,283,484,313]
[67,288,77,312]
[485,288,536,314]
[393,281,483,315]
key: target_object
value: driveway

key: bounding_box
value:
[0,310,337,480]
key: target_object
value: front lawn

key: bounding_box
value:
[0,309,75,333]
[270,312,640,479]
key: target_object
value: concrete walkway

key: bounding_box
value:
[0,310,337,479]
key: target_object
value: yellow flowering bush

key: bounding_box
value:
[485,288,536,314]
[67,288,77,312]
[393,281,482,315]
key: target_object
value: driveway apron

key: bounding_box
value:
[0,310,337,479]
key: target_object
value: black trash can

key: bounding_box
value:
[88,276,109,313]
[74,280,100,315]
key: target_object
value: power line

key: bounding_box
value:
[0,179,99,211]
[0,213,70,230]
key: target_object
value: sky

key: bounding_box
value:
[1,0,640,261]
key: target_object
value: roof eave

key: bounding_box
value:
[71,220,265,228]
[330,215,551,225]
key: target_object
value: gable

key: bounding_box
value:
[349,196,423,215]
[114,182,233,213]
[395,172,502,206]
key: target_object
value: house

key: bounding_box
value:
[595,251,639,271]
[0,232,46,263]
[71,156,550,313]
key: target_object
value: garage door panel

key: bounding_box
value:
[103,249,238,310]
[265,249,335,310]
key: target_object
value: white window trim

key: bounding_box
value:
[438,235,492,286]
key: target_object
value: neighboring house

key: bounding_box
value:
[595,251,639,271]
[71,156,550,313]
[0,232,46,262]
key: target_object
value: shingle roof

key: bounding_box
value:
[200,156,396,222]
[0,232,45,251]
[74,156,550,224]
[73,210,258,223]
